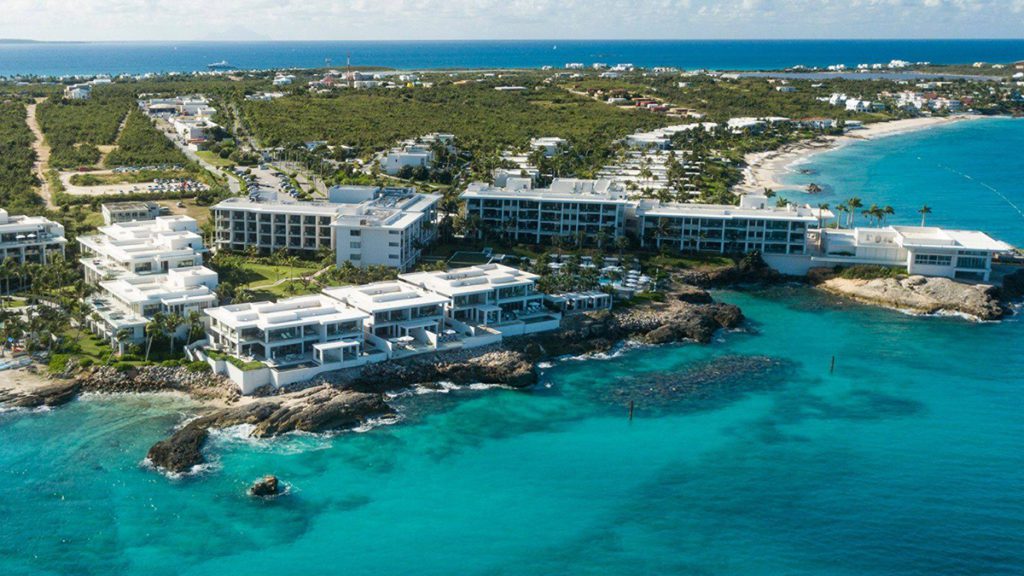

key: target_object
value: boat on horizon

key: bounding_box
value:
[207,60,234,70]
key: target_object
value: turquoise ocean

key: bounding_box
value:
[2,120,1023,575]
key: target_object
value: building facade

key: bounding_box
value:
[462,178,631,246]
[0,210,67,265]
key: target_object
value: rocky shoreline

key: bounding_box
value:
[0,277,747,477]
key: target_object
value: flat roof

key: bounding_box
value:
[399,263,540,297]
[324,281,448,313]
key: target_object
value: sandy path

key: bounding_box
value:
[25,98,56,209]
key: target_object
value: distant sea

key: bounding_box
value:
[1,39,1024,76]
[2,119,1023,575]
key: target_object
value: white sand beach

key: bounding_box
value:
[736,115,985,195]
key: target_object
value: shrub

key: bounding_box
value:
[112,361,135,372]
[185,361,212,373]
[47,354,72,374]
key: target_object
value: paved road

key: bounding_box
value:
[155,119,241,194]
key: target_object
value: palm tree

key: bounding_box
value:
[882,205,895,227]
[614,235,629,262]
[846,197,863,227]
[816,203,830,229]
[186,311,204,345]
[144,311,166,362]
[655,218,672,248]
[918,205,932,227]
[835,204,849,229]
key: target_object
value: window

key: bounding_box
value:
[350,242,361,249]
[388,242,400,247]
[350,230,360,236]
[914,253,952,266]
[956,256,987,270]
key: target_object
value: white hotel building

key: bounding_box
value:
[77,216,218,351]
[462,178,632,245]
[633,194,823,256]
[461,179,824,257]
[807,226,1013,282]
[212,186,440,271]
[0,209,67,265]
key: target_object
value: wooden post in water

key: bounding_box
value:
[830,355,835,375]
[628,400,634,422]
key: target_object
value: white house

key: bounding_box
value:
[78,216,208,284]
[807,226,1013,282]
[101,201,163,225]
[64,83,92,100]
[0,209,67,265]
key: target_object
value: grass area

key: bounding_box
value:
[239,262,321,290]
[0,296,27,308]
[640,252,735,271]
[195,150,236,167]
[206,349,265,371]
[835,264,907,280]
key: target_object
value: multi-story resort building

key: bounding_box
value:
[632,194,822,256]
[0,209,67,265]
[77,215,218,352]
[193,264,560,393]
[806,226,1013,281]
[78,216,208,283]
[101,201,164,225]
[461,179,822,256]
[462,178,632,245]
[212,186,440,271]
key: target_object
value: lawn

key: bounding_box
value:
[195,150,236,167]
[640,252,735,270]
[236,262,321,290]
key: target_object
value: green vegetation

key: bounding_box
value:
[206,349,265,371]
[836,265,907,280]
[195,150,236,167]
[0,100,43,214]
[37,92,131,168]
[104,109,189,167]
[242,82,666,171]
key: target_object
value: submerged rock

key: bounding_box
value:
[250,475,280,497]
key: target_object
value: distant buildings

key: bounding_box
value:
[379,133,454,176]
[64,83,92,100]
[0,209,67,265]
[212,186,440,271]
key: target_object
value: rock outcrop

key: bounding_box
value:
[0,380,81,408]
[818,275,1007,320]
[250,475,280,497]
[76,365,239,403]
[146,385,393,474]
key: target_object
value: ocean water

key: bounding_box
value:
[779,117,1024,246]
[1,39,1024,77]
[2,120,1024,575]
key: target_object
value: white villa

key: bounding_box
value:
[0,209,67,265]
[86,267,219,351]
[807,226,1013,281]
[194,264,560,393]
[77,216,218,351]
[78,216,208,283]
[399,263,552,334]
[212,186,440,271]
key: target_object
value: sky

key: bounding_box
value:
[2,0,1024,42]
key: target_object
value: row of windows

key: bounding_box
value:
[914,254,953,266]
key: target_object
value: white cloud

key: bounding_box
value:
[0,0,1020,40]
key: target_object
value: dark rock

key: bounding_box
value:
[1000,268,1024,301]
[146,421,209,474]
[674,284,714,304]
[250,475,279,497]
